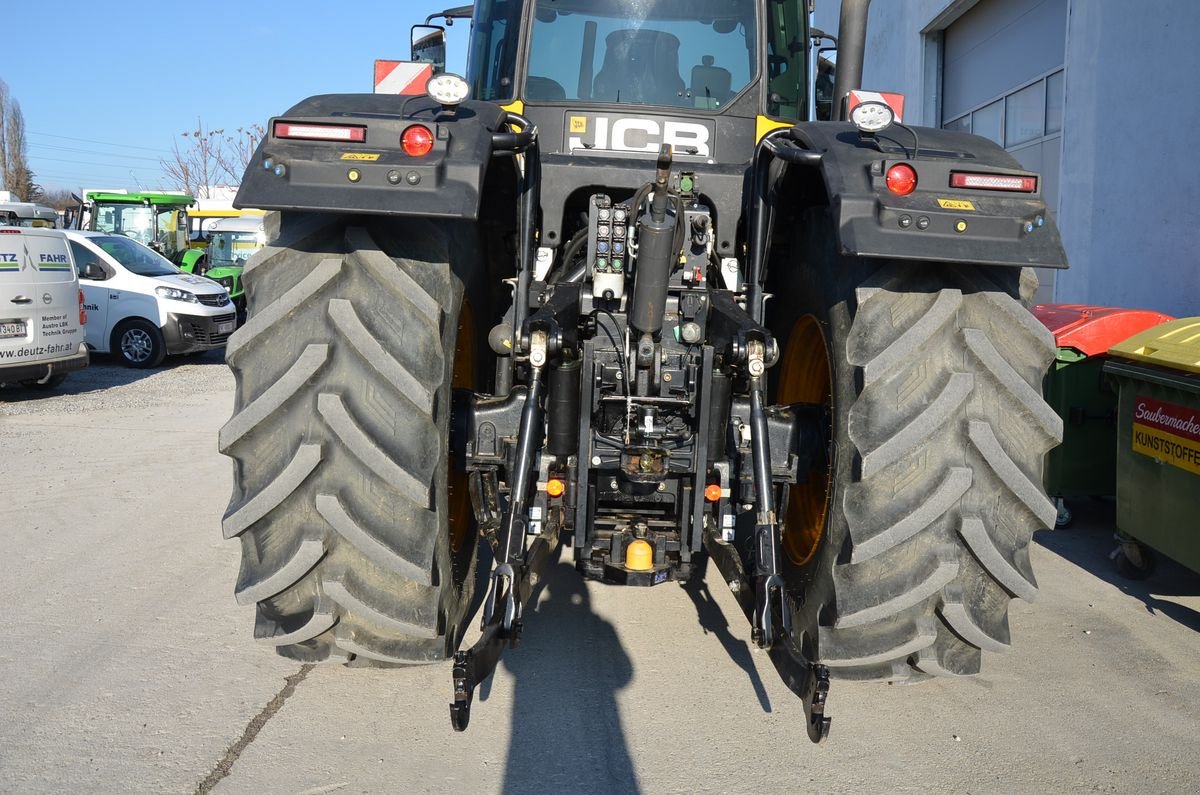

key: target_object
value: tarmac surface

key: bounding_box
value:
[2,353,1199,794]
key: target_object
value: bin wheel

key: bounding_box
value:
[1054,498,1073,529]
[1116,540,1156,580]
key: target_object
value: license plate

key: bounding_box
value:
[216,321,235,334]
[0,320,26,339]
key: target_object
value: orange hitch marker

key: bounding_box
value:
[625,539,654,571]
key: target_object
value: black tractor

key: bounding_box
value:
[222,0,1065,739]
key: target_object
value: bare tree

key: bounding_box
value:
[215,124,266,184]
[38,187,77,211]
[0,81,38,201]
[0,80,8,195]
[160,120,265,198]
[4,98,36,200]
[160,120,224,199]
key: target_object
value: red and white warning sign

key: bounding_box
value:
[847,90,906,123]
[374,61,434,95]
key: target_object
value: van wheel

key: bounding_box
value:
[113,319,166,368]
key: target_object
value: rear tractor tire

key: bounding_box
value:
[775,209,1062,682]
[220,213,478,664]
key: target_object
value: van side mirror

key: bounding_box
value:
[411,25,447,73]
[81,262,107,281]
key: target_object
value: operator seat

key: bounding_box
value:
[690,55,732,107]
[526,76,567,101]
[592,29,686,106]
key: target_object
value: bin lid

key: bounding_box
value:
[1109,317,1200,374]
[1032,304,1175,357]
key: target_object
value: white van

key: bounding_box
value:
[64,230,236,368]
[0,227,89,388]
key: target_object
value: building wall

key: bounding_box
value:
[813,0,1200,317]
[813,0,946,124]
[1053,1,1200,316]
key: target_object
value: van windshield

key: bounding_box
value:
[92,236,180,277]
[526,0,758,110]
[208,231,263,268]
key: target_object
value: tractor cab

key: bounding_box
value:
[431,0,819,258]
[75,191,204,272]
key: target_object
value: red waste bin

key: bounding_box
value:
[1032,304,1174,526]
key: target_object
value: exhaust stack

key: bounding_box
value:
[832,0,872,121]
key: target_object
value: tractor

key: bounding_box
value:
[71,190,206,273]
[202,215,264,321]
[223,0,1065,740]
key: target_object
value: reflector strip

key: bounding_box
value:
[950,172,1037,192]
[274,122,367,143]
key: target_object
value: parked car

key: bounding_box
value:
[0,226,89,388]
[64,230,236,368]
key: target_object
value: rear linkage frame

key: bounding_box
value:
[450,118,831,742]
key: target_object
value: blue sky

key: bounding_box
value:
[3,1,469,191]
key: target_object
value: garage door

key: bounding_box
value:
[941,0,1067,302]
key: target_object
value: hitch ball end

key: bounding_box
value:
[625,539,654,571]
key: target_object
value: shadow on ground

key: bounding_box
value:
[485,559,641,795]
[1036,497,1200,632]
[0,349,225,402]
[680,566,772,713]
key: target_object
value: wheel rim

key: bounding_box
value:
[121,328,154,363]
[776,315,833,567]
[448,300,476,554]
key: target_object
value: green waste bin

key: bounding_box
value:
[1033,304,1174,526]
[1104,317,1200,577]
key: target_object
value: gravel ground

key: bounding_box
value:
[0,350,233,418]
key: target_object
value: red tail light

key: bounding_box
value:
[401,125,434,157]
[950,172,1037,192]
[79,289,87,325]
[273,122,367,143]
[886,163,918,196]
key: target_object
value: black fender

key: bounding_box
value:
[784,122,1067,270]
[234,94,510,220]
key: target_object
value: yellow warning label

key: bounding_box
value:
[569,116,588,134]
[341,152,381,161]
[937,198,976,211]
[1133,424,1200,475]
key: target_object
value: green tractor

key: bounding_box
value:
[201,216,263,321]
[223,0,1066,739]
[73,190,206,273]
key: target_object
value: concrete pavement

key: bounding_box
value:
[1,359,1198,794]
